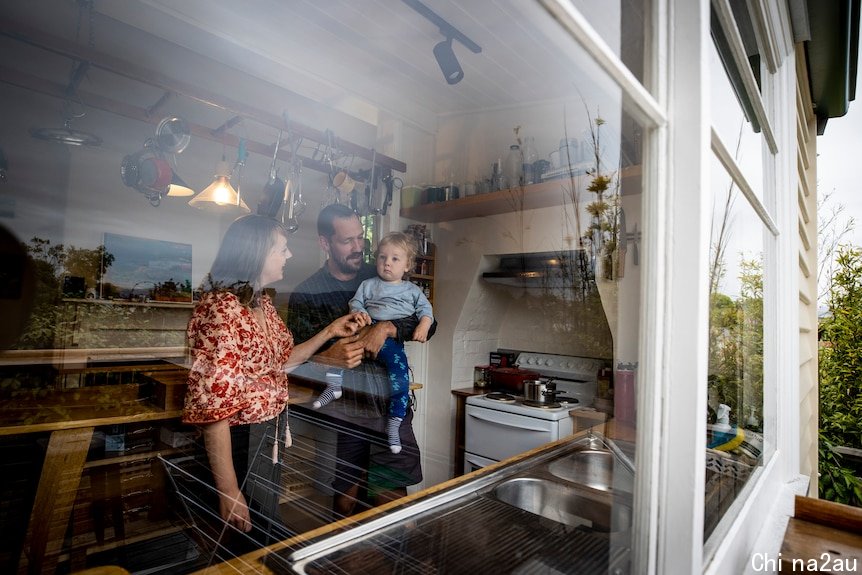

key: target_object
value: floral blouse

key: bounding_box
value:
[183,291,294,426]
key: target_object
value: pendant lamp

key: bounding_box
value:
[189,160,250,213]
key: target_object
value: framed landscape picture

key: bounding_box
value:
[100,233,193,302]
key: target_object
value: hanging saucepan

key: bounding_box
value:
[138,155,173,191]
[257,131,284,218]
[120,150,172,206]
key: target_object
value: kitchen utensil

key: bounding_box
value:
[155,117,190,153]
[258,131,284,218]
[488,367,540,393]
[473,365,492,388]
[523,379,568,404]
[333,171,357,194]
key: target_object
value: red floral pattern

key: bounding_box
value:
[183,291,293,426]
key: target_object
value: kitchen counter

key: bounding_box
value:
[188,424,635,575]
[3,360,422,575]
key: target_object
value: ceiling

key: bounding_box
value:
[1,0,609,161]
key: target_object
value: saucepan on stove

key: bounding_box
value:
[488,367,541,393]
[523,379,573,404]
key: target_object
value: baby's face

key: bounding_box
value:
[376,243,410,282]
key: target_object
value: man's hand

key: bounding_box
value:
[313,334,365,369]
[310,321,395,367]
[358,321,396,358]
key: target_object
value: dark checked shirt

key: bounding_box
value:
[287,263,436,418]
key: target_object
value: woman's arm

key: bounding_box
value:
[201,419,251,532]
[286,313,369,369]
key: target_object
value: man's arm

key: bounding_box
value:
[390,314,438,342]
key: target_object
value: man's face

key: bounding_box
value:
[321,216,365,279]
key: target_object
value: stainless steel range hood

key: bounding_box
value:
[482,250,593,289]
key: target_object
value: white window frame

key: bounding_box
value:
[541,0,802,573]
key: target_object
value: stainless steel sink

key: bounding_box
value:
[490,476,631,532]
[548,449,634,492]
[272,432,634,574]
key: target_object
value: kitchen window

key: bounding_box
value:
[703,0,781,554]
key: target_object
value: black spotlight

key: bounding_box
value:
[433,37,464,85]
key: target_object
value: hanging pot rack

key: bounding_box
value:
[0,17,407,177]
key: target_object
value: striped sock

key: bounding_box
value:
[387,416,403,454]
[313,371,343,409]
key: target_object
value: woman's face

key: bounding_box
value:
[260,232,291,287]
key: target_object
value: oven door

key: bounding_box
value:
[463,452,497,474]
[465,404,566,462]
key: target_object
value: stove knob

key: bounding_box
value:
[545,359,554,366]
[566,362,574,369]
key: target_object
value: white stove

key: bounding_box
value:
[464,351,606,472]
[465,393,579,421]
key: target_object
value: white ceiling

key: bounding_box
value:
[1,0,610,140]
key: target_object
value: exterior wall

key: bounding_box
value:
[795,46,820,494]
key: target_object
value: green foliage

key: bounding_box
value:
[707,257,764,430]
[819,246,862,505]
[15,237,114,349]
[819,434,862,506]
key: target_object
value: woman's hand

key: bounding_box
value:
[219,488,252,532]
[327,311,371,339]
[201,420,251,532]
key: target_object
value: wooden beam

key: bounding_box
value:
[0,18,406,173]
[18,427,95,575]
[145,91,172,117]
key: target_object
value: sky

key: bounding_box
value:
[817,84,862,249]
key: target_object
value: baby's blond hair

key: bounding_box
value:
[377,232,418,271]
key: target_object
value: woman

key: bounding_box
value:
[182,214,367,545]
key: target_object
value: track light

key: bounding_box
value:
[433,37,464,85]
[402,0,481,86]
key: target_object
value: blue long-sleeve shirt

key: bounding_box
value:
[349,277,434,322]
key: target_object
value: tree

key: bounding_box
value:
[817,191,855,303]
[818,246,862,505]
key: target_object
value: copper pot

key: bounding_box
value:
[488,367,541,393]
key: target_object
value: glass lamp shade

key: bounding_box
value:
[166,172,194,197]
[188,161,250,212]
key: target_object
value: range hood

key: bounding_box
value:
[482,250,594,289]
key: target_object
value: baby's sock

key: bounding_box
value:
[387,416,403,454]
[313,370,343,409]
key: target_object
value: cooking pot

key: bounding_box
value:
[488,367,540,393]
[523,379,565,404]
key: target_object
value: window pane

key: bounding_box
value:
[704,155,766,540]
[1,1,651,572]
[710,41,765,203]
[571,0,652,88]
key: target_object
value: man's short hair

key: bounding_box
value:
[317,203,358,239]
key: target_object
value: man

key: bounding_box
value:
[287,203,435,517]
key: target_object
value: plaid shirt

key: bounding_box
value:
[287,263,428,418]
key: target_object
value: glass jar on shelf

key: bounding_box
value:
[504,144,523,188]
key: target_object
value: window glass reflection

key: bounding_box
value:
[704,155,765,540]
[710,41,765,203]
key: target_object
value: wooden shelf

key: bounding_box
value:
[401,165,642,223]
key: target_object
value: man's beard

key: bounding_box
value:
[333,251,363,275]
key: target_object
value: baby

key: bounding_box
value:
[313,231,433,454]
